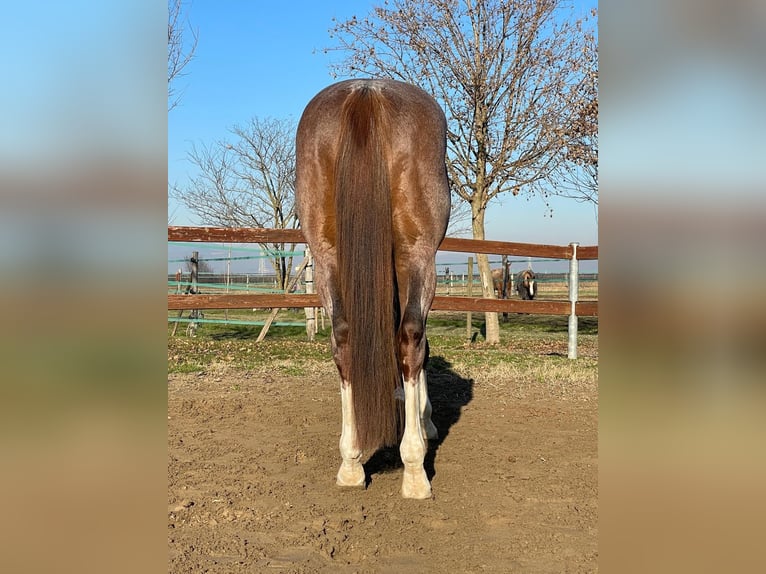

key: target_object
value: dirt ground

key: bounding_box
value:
[168,358,597,573]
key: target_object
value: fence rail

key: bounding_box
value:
[168,226,598,356]
[167,293,597,316]
[167,226,598,260]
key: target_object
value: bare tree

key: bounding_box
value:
[171,118,299,290]
[168,0,198,111]
[328,0,595,343]
[551,27,597,206]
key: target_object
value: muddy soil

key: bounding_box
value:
[168,360,597,573]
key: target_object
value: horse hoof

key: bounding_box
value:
[336,464,365,488]
[401,469,432,499]
[337,475,365,488]
[402,483,432,499]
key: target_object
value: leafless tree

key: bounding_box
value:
[168,0,198,111]
[171,118,299,290]
[551,26,597,207]
[328,0,596,343]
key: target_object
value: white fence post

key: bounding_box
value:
[567,243,579,359]
[304,247,316,341]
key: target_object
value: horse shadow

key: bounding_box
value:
[363,354,475,485]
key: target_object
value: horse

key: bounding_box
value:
[515,268,537,300]
[295,79,450,499]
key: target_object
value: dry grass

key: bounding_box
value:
[169,307,598,404]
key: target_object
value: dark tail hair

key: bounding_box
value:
[335,86,401,451]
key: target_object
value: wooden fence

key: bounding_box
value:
[168,226,598,316]
[168,226,597,357]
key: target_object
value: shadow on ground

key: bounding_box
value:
[363,352,474,485]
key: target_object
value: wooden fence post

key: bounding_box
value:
[186,251,200,336]
[567,243,579,359]
[466,256,473,340]
[304,247,316,341]
[170,268,183,336]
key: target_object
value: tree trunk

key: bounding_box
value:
[471,200,500,344]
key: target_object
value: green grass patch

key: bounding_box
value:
[168,308,598,394]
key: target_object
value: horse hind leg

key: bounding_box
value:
[326,290,365,488]
[337,381,365,488]
[401,379,431,499]
[398,310,432,499]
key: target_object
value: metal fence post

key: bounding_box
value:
[568,243,579,359]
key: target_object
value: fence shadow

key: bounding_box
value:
[363,353,474,486]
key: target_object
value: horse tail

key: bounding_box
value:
[335,86,401,452]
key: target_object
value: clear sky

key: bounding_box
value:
[169,1,598,258]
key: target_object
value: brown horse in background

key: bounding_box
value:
[516,268,537,300]
[295,79,450,499]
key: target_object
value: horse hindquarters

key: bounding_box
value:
[296,79,449,499]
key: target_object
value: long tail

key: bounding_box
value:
[335,86,400,452]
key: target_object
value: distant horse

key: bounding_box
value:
[515,269,537,300]
[295,79,450,499]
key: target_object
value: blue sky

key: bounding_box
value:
[169,1,598,262]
